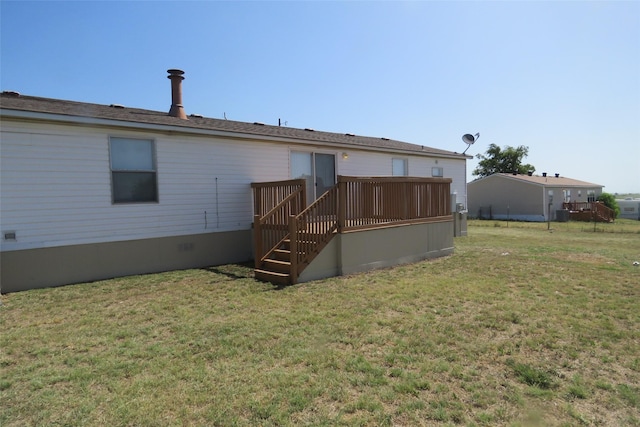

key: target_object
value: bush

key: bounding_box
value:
[597,192,620,218]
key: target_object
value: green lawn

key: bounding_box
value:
[2,220,639,426]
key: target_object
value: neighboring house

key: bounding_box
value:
[617,199,640,221]
[0,70,469,293]
[467,172,605,222]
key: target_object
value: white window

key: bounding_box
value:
[109,137,158,203]
[392,158,408,176]
[431,167,444,177]
[587,190,596,202]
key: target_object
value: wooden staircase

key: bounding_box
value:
[562,201,615,223]
[254,240,295,286]
[253,185,338,286]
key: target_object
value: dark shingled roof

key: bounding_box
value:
[0,91,465,158]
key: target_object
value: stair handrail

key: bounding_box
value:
[562,201,615,222]
[593,201,615,222]
[254,186,306,267]
[252,178,306,217]
[289,185,339,283]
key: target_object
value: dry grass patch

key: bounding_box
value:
[2,220,640,426]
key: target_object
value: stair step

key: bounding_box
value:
[262,259,291,274]
[255,269,291,286]
[272,249,291,261]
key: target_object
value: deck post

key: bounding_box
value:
[338,177,346,233]
[253,214,262,268]
[254,189,261,217]
[289,215,298,284]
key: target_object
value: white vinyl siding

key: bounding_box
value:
[338,151,391,176]
[338,151,466,207]
[0,123,288,251]
[1,120,465,252]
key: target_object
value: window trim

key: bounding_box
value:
[392,158,408,176]
[109,136,159,204]
[431,166,444,177]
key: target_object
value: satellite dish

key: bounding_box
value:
[461,132,480,154]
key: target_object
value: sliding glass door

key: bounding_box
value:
[291,151,336,204]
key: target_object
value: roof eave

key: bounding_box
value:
[1,108,467,160]
[496,173,603,188]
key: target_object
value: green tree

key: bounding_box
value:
[472,144,536,178]
[597,192,620,218]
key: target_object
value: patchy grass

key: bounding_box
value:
[1,219,639,426]
[507,358,557,390]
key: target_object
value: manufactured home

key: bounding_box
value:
[617,199,640,221]
[468,173,610,222]
[0,70,469,293]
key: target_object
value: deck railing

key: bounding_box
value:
[252,176,452,282]
[338,176,452,231]
[252,179,306,267]
[562,201,615,223]
[252,179,306,218]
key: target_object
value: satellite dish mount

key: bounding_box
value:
[461,132,480,154]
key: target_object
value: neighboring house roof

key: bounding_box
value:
[0,92,466,159]
[471,173,603,188]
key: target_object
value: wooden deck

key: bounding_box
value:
[562,201,615,223]
[252,176,452,285]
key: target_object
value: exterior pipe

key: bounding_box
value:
[167,69,187,119]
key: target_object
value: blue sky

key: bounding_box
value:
[2,0,639,193]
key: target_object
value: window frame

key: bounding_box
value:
[392,158,408,176]
[431,166,444,177]
[290,150,337,203]
[109,136,159,204]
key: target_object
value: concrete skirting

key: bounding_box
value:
[0,230,252,293]
[298,220,454,283]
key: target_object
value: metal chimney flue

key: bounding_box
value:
[167,69,187,119]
